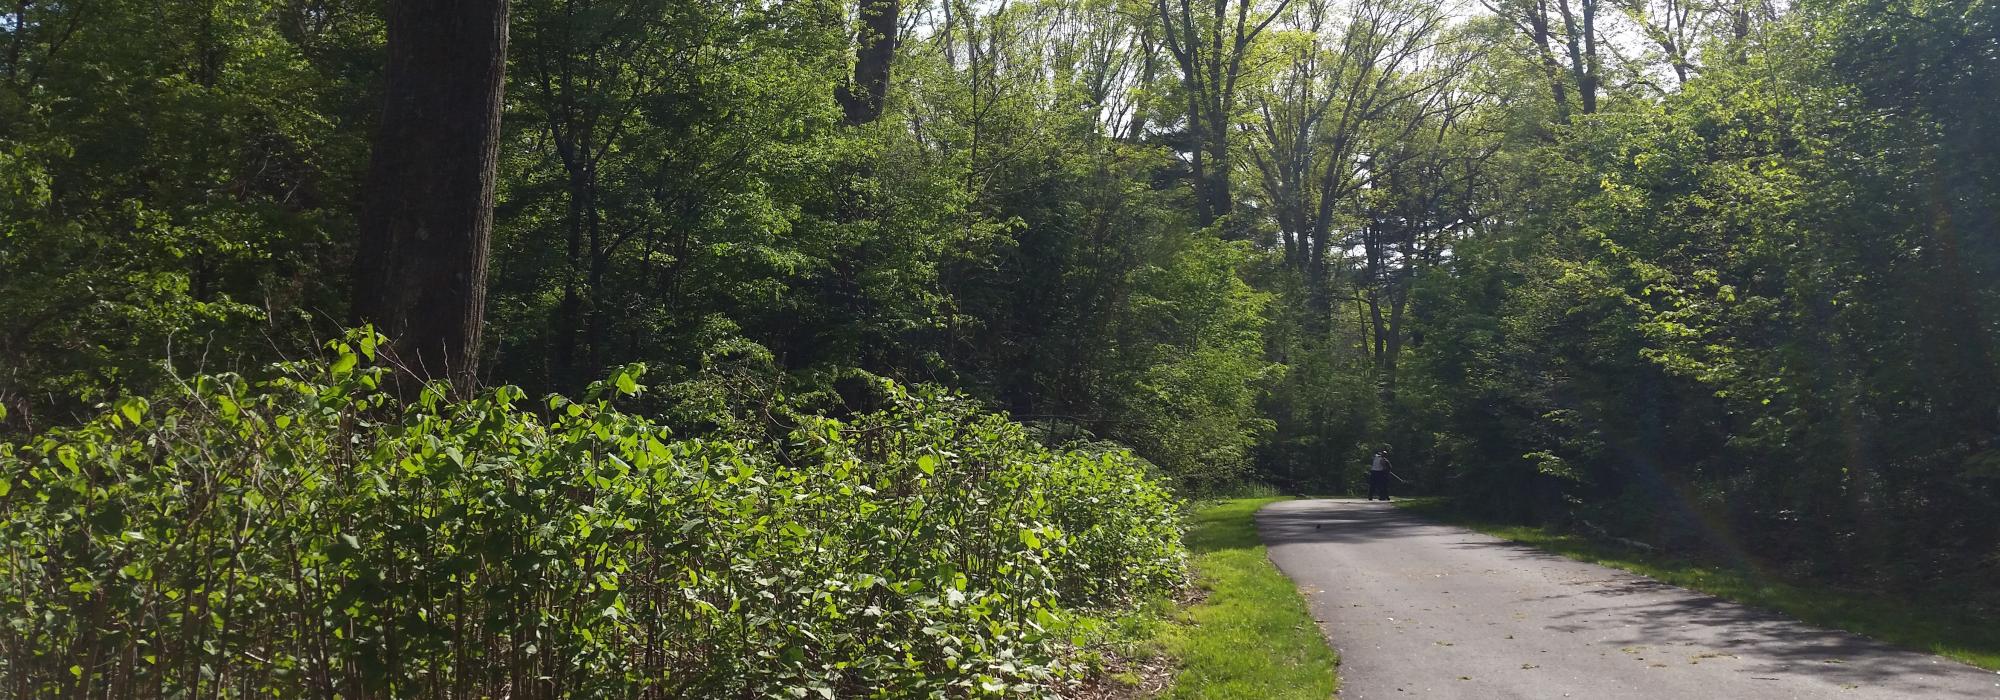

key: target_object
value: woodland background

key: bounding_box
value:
[4,0,1997,588]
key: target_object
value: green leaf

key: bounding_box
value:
[331,351,358,377]
[117,397,147,426]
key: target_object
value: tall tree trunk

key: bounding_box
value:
[838,0,900,126]
[1383,271,1406,401]
[1579,0,1598,114]
[1154,0,1290,231]
[1205,131,1233,227]
[1555,0,1597,114]
[1184,91,1214,225]
[351,0,509,391]
[1530,0,1573,123]
[1126,30,1156,141]
[1306,217,1330,315]
[554,166,585,388]
[1368,290,1386,363]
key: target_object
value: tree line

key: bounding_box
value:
[4,0,1996,587]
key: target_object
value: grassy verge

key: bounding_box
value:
[1133,497,1339,698]
[1396,497,2000,670]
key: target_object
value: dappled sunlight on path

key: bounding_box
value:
[1259,499,2000,699]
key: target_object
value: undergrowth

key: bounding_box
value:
[0,330,1187,698]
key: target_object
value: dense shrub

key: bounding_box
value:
[0,333,1185,698]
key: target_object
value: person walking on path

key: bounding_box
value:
[1367,448,1394,501]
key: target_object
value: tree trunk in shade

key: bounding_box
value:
[351,0,509,392]
[837,0,899,126]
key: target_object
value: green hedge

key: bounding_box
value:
[0,333,1185,698]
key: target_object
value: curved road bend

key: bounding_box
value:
[1259,499,2000,699]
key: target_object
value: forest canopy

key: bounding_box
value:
[2,0,1998,692]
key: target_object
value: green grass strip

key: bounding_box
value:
[1157,497,1339,698]
[1396,498,2000,670]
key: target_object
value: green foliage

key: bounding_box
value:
[0,331,1186,697]
[1119,239,1279,491]
[1254,284,1383,494]
[0,0,1277,492]
[879,2,1280,488]
[489,0,866,391]
[0,0,374,428]
[7,0,1992,680]
[1397,0,2000,586]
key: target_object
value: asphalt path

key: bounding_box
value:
[1259,498,2000,699]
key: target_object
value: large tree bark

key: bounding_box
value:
[1154,0,1291,232]
[837,0,900,126]
[351,0,509,391]
[1554,0,1599,114]
[1529,0,1574,121]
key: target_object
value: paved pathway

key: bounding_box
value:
[1259,499,2000,699]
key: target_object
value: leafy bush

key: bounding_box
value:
[0,332,1185,698]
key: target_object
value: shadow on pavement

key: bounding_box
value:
[1257,499,1999,697]
[1255,499,1442,546]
